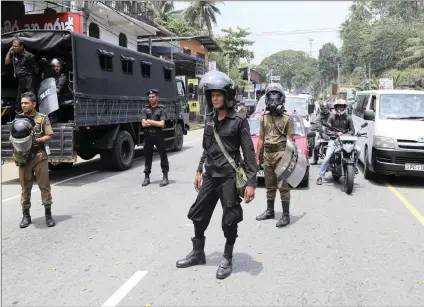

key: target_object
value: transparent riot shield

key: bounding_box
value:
[38,78,59,115]
[274,139,308,188]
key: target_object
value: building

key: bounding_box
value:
[138,35,222,118]
[239,66,263,99]
[1,1,163,50]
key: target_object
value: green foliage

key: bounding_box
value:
[217,27,254,67]
[160,17,206,36]
[184,1,222,35]
[318,42,339,82]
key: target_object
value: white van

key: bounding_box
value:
[351,90,424,179]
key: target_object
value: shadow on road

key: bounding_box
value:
[31,214,73,229]
[205,251,264,276]
[2,146,194,188]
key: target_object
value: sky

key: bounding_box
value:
[174,1,353,65]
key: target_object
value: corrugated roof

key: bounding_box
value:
[137,35,222,52]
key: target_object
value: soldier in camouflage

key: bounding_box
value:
[255,84,295,227]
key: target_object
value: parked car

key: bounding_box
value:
[248,112,310,187]
[243,98,258,117]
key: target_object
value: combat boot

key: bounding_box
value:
[159,173,169,187]
[276,212,290,228]
[45,207,56,227]
[216,244,234,279]
[256,199,275,221]
[19,209,31,228]
[176,237,206,268]
[142,174,150,187]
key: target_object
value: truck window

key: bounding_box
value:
[97,49,114,72]
[141,61,151,77]
[121,55,134,75]
[370,95,376,111]
[164,67,172,81]
[354,94,368,117]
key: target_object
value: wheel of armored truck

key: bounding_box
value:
[48,162,74,170]
[172,124,184,152]
[110,130,135,171]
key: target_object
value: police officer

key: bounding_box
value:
[4,39,38,111]
[141,89,169,187]
[175,71,257,280]
[11,92,55,228]
[255,83,295,227]
[311,101,331,165]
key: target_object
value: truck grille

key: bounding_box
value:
[395,156,424,164]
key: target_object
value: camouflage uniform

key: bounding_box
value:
[260,112,294,206]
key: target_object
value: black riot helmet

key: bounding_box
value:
[265,83,285,114]
[199,70,236,110]
[10,115,36,152]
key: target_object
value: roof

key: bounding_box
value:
[137,35,222,52]
[356,89,424,95]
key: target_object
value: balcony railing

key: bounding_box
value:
[100,1,155,26]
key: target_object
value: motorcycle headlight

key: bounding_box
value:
[342,143,354,153]
[373,136,395,149]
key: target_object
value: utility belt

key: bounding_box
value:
[264,142,286,153]
[145,127,162,134]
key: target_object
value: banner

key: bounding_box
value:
[188,79,199,86]
[2,12,83,34]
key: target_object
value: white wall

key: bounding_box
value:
[89,18,137,51]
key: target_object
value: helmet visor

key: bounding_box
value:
[199,70,233,91]
[10,134,33,152]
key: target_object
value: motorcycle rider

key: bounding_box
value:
[311,101,331,165]
[316,98,357,185]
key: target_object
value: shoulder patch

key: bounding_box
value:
[44,117,51,125]
[38,113,46,117]
[235,113,246,120]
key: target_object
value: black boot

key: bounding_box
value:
[312,149,319,165]
[45,207,56,227]
[142,174,150,187]
[216,244,234,279]
[19,209,31,228]
[276,212,290,227]
[160,173,169,187]
[256,199,275,221]
[176,237,206,268]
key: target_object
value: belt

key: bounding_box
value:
[146,128,160,133]
[264,144,286,153]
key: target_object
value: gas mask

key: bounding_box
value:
[266,91,285,115]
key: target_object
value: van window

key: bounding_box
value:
[370,95,376,112]
[164,67,172,81]
[97,49,114,72]
[379,94,424,119]
[141,61,151,77]
[121,55,134,75]
[354,94,369,117]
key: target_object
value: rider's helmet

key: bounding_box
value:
[199,70,235,110]
[10,114,36,153]
[320,101,330,115]
[333,98,348,116]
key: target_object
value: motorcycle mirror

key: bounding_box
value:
[361,122,368,128]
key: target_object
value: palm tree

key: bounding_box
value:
[148,1,183,23]
[396,34,424,69]
[184,1,222,35]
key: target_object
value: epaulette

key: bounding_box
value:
[38,113,47,117]
[158,104,165,108]
[235,112,247,120]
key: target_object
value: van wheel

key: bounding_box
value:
[110,130,135,171]
[363,147,376,180]
[172,124,184,152]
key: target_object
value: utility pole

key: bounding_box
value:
[226,55,230,76]
[368,63,371,90]
[337,62,341,91]
[247,56,251,99]
[308,38,313,57]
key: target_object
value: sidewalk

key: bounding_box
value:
[189,120,204,130]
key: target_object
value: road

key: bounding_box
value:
[2,128,424,307]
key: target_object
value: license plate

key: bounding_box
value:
[258,170,264,177]
[405,164,424,171]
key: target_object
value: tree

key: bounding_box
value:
[184,1,222,35]
[147,1,183,23]
[396,33,424,69]
[318,42,339,82]
[218,27,254,68]
[161,17,206,36]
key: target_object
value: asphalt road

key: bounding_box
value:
[2,128,424,307]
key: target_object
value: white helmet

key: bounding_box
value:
[334,98,347,115]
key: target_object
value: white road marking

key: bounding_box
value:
[101,271,148,307]
[2,137,203,203]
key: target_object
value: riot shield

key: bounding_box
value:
[274,139,308,188]
[38,78,59,115]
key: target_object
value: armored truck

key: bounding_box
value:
[1,30,189,171]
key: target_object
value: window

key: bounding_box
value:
[354,94,369,117]
[121,55,135,74]
[370,95,376,112]
[119,33,127,48]
[196,52,205,60]
[97,49,114,71]
[183,48,191,55]
[89,22,99,39]
[140,61,151,77]
[291,116,305,137]
[164,67,173,81]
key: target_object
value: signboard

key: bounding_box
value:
[188,100,200,112]
[188,79,198,86]
[255,83,261,90]
[271,75,280,81]
[261,82,267,90]
[245,84,254,92]
[332,83,338,95]
[379,77,394,90]
[2,12,83,34]
[208,61,217,71]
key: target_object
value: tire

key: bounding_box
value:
[172,124,184,152]
[49,162,74,170]
[344,164,355,194]
[78,149,97,161]
[363,147,376,180]
[110,130,135,171]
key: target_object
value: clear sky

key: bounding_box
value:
[175,1,353,65]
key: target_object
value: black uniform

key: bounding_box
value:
[141,103,169,175]
[188,109,257,241]
[12,50,38,107]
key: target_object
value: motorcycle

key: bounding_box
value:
[316,122,368,194]
[307,122,328,164]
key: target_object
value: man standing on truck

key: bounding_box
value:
[4,39,38,112]
[10,92,55,228]
[141,89,169,187]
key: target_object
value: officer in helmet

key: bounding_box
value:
[176,70,257,280]
[255,83,295,227]
[10,92,55,228]
[311,101,331,164]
